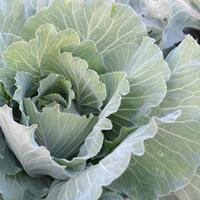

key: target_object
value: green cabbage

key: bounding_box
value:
[0,0,200,200]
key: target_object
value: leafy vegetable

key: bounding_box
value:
[0,0,199,200]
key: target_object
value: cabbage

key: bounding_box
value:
[0,0,200,200]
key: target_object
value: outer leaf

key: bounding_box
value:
[0,0,54,35]
[45,112,180,200]
[0,0,54,66]
[159,0,200,49]
[160,167,200,200]
[0,172,50,200]
[104,37,170,127]
[109,36,200,200]
[120,0,200,49]
[0,129,21,175]
[24,0,54,16]
[0,105,77,180]
[0,0,26,35]
[21,0,147,54]
[118,0,170,44]
[154,35,200,121]
[157,36,200,199]
[0,0,105,72]
[0,33,22,65]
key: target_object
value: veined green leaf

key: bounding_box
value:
[57,52,106,115]
[45,111,180,200]
[71,40,105,74]
[0,0,26,35]
[3,24,80,77]
[0,172,50,200]
[104,37,170,127]
[159,0,200,49]
[109,36,200,200]
[21,0,147,54]
[0,105,77,180]
[154,35,200,121]
[0,33,22,66]
[24,99,97,160]
[13,72,38,125]
[1,24,106,114]
[55,72,130,172]
[0,24,79,96]
[119,0,200,49]
[25,72,129,175]
[160,167,200,200]
[0,0,50,67]
[0,0,105,70]
[117,0,170,44]
[0,0,54,36]
[0,129,21,175]
[0,0,199,199]
[100,72,130,119]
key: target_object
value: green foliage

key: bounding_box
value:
[0,0,199,200]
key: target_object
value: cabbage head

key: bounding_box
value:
[0,0,200,200]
